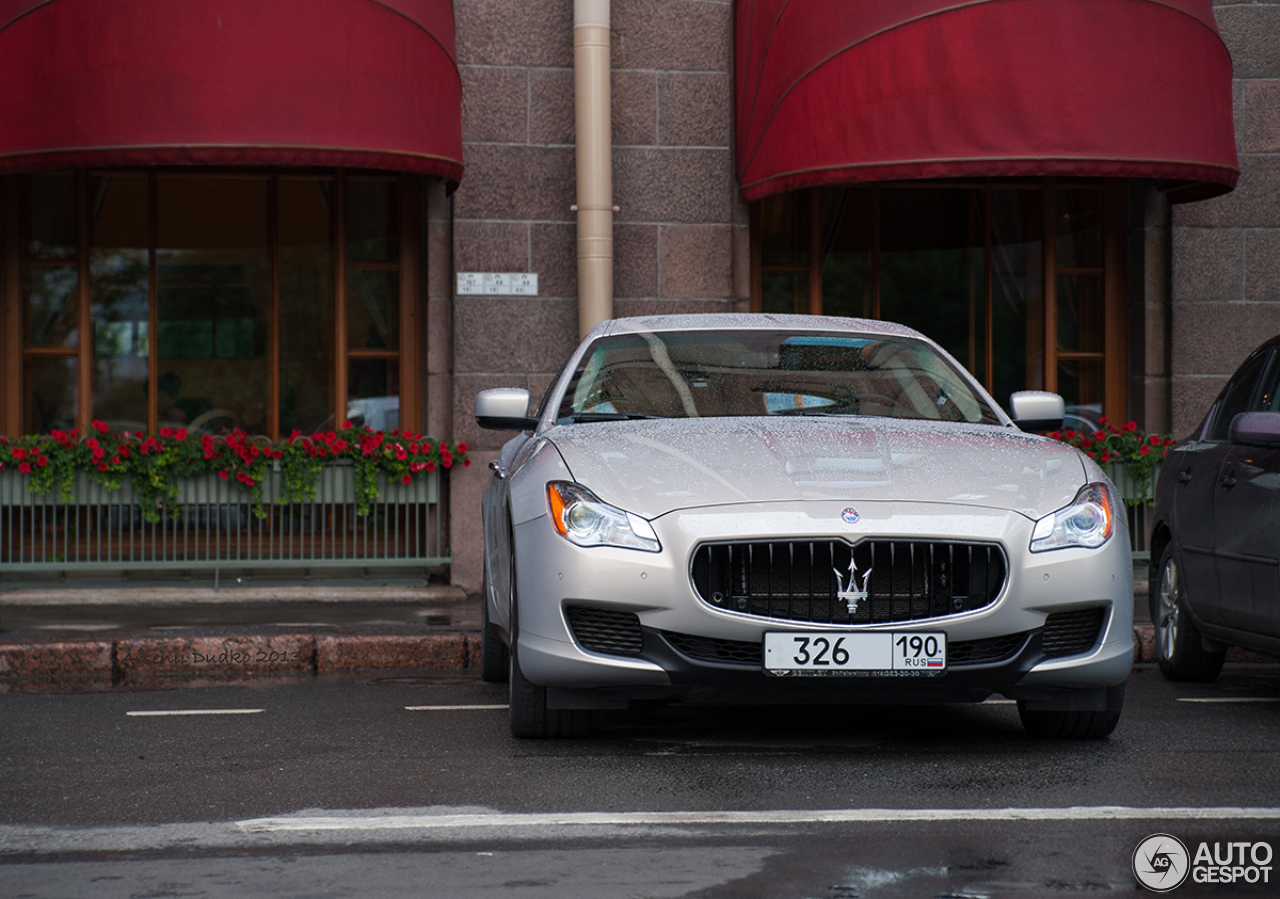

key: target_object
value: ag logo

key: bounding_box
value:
[1133,833,1190,891]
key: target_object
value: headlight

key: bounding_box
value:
[546,481,661,552]
[1030,482,1115,552]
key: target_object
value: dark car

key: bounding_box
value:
[1150,336,1280,680]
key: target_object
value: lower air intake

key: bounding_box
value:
[564,605,644,657]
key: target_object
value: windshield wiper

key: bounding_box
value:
[568,412,666,422]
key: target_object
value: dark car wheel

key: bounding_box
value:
[1150,545,1225,683]
[479,583,509,684]
[1017,683,1125,739]
[508,595,591,739]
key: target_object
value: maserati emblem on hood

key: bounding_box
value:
[834,557,873,615]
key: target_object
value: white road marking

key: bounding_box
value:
[235,807,1280,833]
[980,699,1016,704]
[404,704,509,711]
[126,709,265,717]
[1177,697,1280,703]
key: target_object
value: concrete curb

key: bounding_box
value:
[0,631,482,692]
[0,625,1271,693]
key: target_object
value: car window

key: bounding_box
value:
[1208,349,1273,441]
[1254,351,1280,413]
[554,329,1001,425]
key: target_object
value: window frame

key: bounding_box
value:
[1,168,421,438]
[749,177,1128,420]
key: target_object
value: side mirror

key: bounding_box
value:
[1009,390,1065,433]
[476,388,537,431]
[1229,411,1280,448]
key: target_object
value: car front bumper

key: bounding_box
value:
[513,499,1134,708]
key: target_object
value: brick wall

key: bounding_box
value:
[446,0,746,590]
[1169,2,1280,435]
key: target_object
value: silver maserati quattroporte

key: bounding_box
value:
[477,314,1133,739]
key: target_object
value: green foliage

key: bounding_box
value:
[0,421,469,521]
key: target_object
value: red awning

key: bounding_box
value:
[736,0,1238,202]
[0,0,463,187]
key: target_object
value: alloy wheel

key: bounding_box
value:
[1157,556,1180,661]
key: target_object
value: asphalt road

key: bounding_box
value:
[2,665,1279,898]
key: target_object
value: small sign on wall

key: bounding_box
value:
[457,273,539,296]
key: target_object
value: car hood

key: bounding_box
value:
[546,417,1087,521]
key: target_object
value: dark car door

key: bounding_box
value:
[1214,351,1280,636]
[1174,348,1272,625]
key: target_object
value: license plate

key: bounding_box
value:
[763,631,947,676]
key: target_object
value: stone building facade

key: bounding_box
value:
[0,1,1274,593]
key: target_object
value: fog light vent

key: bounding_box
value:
[564,605,643,657]
[1041,607,1107,657]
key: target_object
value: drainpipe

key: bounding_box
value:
[574,0,613,338]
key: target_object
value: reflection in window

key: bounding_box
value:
[157,176,270,434]
[91,174,150,431]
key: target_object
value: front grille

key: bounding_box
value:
[1041,607,1107,657]
[691,540,1007,625]
[564,605,643,656]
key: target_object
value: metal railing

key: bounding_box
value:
[0,464,448,574]
[1106,462,1154,563]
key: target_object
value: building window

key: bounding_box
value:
[3,170,420,437]
[751,178,1125,426]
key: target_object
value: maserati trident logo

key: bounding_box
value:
[833,557,872,615]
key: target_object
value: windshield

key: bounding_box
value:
[554,329,1001,425]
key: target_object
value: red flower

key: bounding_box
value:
[408,442,419,454]
[290,429,302,440]
[160,426,173,438]
[341,420,353,430]
[1101,451,1111,462]
[401,473,412,485]
[425,461,436,472]
[1049,432,1062,440]
[462,459,471,467]
[51,429,66,441]
[1064,430,1076,440]
[1125,421,1138,432]
[218,470,229,480]
[1098,416,1108,424]
[442,459,452,469]
[395,447,407,462]
[175,428,187,441]
[1095,430,1107,440]
[36,455,48,467]
[1148,434,1160,446]
[92,419,109,434]
[333,439,347,452]
[1139,445,1150,455]
[97,462,108,472]
[203,451,214,460]
[456,442,468,454]
[12,447,26,460]
[18,461,31,474]
[244,477,255,487]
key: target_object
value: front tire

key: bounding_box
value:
[1150,545,1224,682]
[508,596,590,739]
[479,583,509,684]
[1017,683,1125,739]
